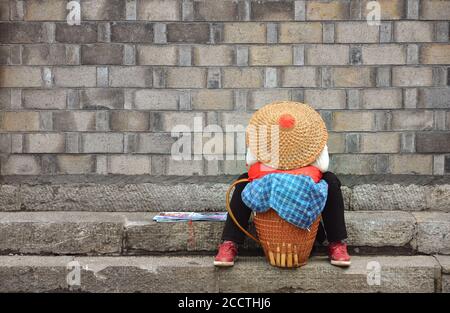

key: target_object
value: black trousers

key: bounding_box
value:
[221,172,348,245]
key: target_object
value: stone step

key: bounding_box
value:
[0,255,446,293]
[1,176,449,212]
[1,211,449,256]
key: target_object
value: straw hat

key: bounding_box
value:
[246,101,328,170]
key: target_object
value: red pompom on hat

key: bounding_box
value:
[278,113,296,129]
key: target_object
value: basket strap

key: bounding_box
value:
[225,178,260,244]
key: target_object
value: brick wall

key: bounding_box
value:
[0,0,449,176]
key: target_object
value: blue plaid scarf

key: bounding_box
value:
[241,173,328,230]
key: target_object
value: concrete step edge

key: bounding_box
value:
[1,181,449,212]
[0,255,445,293]
[0,211,449,255]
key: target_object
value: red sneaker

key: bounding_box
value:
[214,241,238,267]
[328,241,351,267]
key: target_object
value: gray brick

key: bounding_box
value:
[123,44,136,65]
[249,89,289,110]
[80,89,124,110]
[329,155,379,175]
[435,22,449,43]
[167,23,209,43]
[404,88,418,108]
[375,111,393,131]
[23,0,66,21]
[126,0,137,20]
[323,23,335,43]
[96,155,107,174]
[433,155,445,175]
[232,90,248,111]
[393,67,433,87]
[376,67,391,87]
[236,46,249,66]
[137,133,176,154]
[446,156,450,174]
[349,46,362,65]
[401,133,416,153]
[134,90,179,110]
[10,0,24,21]
[407,44,419,64]
[362,89,402,109]
[11,134,23,153]
[193,0,238,21]
[434,111,447,130]
[82,133,123,153]
[416,132,450,153]
[137,0,180,21]
[178,46,192,66]
[264,68,278,88]
[0,66,43,87]
[380,22,393,43]
[53,67,96,87]
[41,154,57,173]
[22,44,66,65]
[9,46,21,64]
[82,44,124,65]
[294,1,306,21]
[0,133,10,153]
[418,88,450,108]
[96,67,109,87]
[23,89,66,109]
[97,22,111,43]
[108,155,151,175]
[305,89,346,109]
[39,111,52,130]
[281,67,318,88]
[65,133,81,153]
[1,155,41,175]
[347,89,361,109]
[53,111,96,131]
[281,23,323,44]
[0,23,45,43]
[293,45,305,65]
[210,23,224,44]
[182,0,194,21]
[407,0,420,19]
[81,0,125,20]
[57,155,96,174]
[251,1,294,21]
[137,45,177,65]
[65,45,80,65]
[96,111,109,131]
[111,22,153,42]
[0,89,10,109]
[10,89,21,109]
[110,111,150,131]
[55,24,97,44]
[345,133,360,153]
[23,134,65,153]
[192,90,233,110]
[109,66,152,87]
[392,111,434,130]
[266,23,278,44]
[153,23,167,43]
[42,67,53,88]
[67,89,80,109]
[0,46,10,64]
[390,155,433,175]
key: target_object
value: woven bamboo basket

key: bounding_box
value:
[226,178,320,268]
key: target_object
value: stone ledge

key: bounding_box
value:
[1,179,449,212]
[0,255,440,293]
[0,211,448,256]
